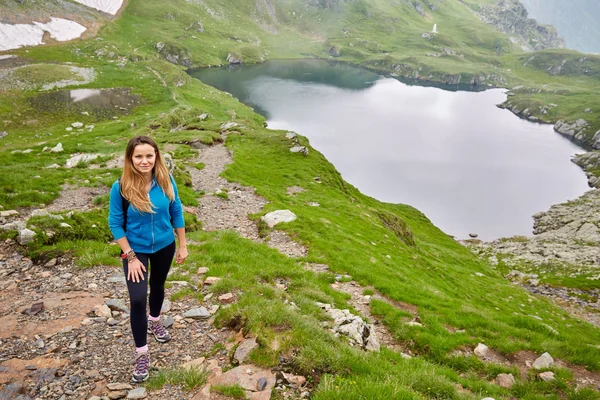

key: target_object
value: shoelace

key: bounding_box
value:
[150,320,167,337]
[135,352,149,374]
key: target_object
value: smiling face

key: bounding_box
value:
[131,143,156,177]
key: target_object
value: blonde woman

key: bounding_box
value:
[108,135,188,383]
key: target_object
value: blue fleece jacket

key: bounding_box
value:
[108,175,185,254]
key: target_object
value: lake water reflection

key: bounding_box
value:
[189,60,589,240]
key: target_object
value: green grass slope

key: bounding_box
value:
[0,0,599,398]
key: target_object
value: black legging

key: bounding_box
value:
[122,241,176,348]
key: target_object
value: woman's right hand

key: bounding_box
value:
[127,259,147,283]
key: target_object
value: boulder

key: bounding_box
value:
[234,338,258,364]
[65,153,100,168]
[533,352,554,369]
[261,210,297,228]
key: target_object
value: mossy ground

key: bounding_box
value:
[1,0,600,398]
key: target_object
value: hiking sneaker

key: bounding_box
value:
[132,351,150,383]
[148,319,171,343]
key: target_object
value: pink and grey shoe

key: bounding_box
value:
[148,319,171,343]
[132,351,150,383]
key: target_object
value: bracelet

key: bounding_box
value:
[127,251,137,263]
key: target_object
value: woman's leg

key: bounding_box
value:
[148,241,176,318]
[123,253,150,348]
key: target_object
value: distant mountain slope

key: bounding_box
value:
[520,0,600,54]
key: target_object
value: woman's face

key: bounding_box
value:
[131,143,156,176]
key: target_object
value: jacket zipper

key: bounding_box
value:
[149,191,154,253]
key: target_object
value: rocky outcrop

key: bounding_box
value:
[155,42,193,67]
[473,0,564,52]
[572,151,600,188]
[554,119,589,142]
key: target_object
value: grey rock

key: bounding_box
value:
[18,229,36,245]
[162,315,174,328]
[0,131,7,139]
[261,210,297,228]
[105,299,129,313]
[220,121,238,131]
[161,299,171,313]
[533,352,554,369]
[127,388,147,399]
[107,275,126,284]
[496,373,516,388]
[474,343,489,357]
[538,371,555,381]
[257,377,267,391]
[183,307,210,319]
[50,143,64,153]
[290,146,308,155]
[234,338,258,364]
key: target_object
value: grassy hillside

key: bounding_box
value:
[1,0,600,398]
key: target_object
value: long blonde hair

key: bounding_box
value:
[120,135,174,213]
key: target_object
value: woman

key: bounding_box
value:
[108,135,188,383]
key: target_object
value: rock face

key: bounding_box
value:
[473,0,564,52]
[226,53,242,64]
[155,42,193,67]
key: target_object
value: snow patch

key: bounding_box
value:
[34,18,87,42]
[71,0,124,15]
[0,18,86,51]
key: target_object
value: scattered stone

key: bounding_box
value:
[257,376,267,391]
[474,343,489,357]
[108,391,127,399]
[197,267,209,275]
[220,121,238,131]
[183,307,210,319]
[533,352,554,369]
[0,210,19,217]
[65,153,100,168]
[45,258,57,267]
[127,387,147,399]
[161,299,171,313]
[162,315,174,328]
[285,132,297,140]
[18,228,36,245]
[261,210,297,228]
[234,338,258,364]
[182,357,205,370]
[94,304,113,318]
[218,293,235,304]
[290,146,308,155]
[316,302,380,351]
[71,122,83,128]
[0,131,7,139]
[50,143,64,153]
[496,373,515,388]
[105,299,129,313]
[538,371,555,381]
[204,276,221,285]
[406,321,423,327]
[22,302,44,316]
[198,113,209,121]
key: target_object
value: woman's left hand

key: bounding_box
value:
[176,246,188,264]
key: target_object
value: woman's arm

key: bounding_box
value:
[174,227,188,264]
